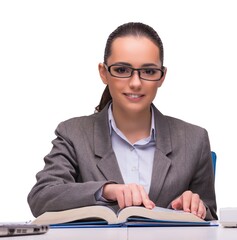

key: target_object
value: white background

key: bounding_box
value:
[0,0,236,222]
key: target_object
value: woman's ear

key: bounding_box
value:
[98,63,108,85]
[158,66,167,87]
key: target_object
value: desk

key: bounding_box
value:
[1,226,236,240]
[128,226,237,240]
[0,228,127,240]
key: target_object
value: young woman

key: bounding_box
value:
[28,22,217,220]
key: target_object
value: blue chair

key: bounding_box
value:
[211,151,217,176]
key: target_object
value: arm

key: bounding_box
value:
[171,129,217,220]
[27,121,116,217]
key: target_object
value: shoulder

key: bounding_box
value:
[153,105,208,138]
[166,115,209,143]
[58,113,103,130]
[166,115,207,132]
[54,110,107,137]
[61,112,98,127]
[54,105,110,139]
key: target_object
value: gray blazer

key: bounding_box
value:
[28,103,217,220]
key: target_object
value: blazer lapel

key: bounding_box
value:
[97,150,124,184]
[149,105,172,203]
[149,150,171,202]
[93,106,124,184]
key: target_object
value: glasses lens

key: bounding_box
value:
[140,68,162,81]
[110,66,132,78]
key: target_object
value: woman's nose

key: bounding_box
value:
[128,70,142,89]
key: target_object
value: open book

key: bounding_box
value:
[32,205,212,228]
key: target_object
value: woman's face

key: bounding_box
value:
[99,36,166,115]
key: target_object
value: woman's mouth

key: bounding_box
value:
[124,93,144,100]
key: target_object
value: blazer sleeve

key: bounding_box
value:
[162,118,218,221]
[187,128,217,220]
[27,120,115,217]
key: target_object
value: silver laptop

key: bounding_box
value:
[0,223,48,237]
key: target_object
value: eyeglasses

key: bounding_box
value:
[104,64,164,81]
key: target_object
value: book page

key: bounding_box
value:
[117,206,205,223]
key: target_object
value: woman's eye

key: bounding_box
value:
[114,67,128,74]
[143,69,156,75]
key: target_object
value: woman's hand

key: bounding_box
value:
[171,190,206,219]
[102,183,155,209]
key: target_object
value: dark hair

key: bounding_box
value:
[95,22,164,112]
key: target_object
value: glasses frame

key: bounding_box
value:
[104,64,164,82]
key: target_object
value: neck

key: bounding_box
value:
[112,105,152,144]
